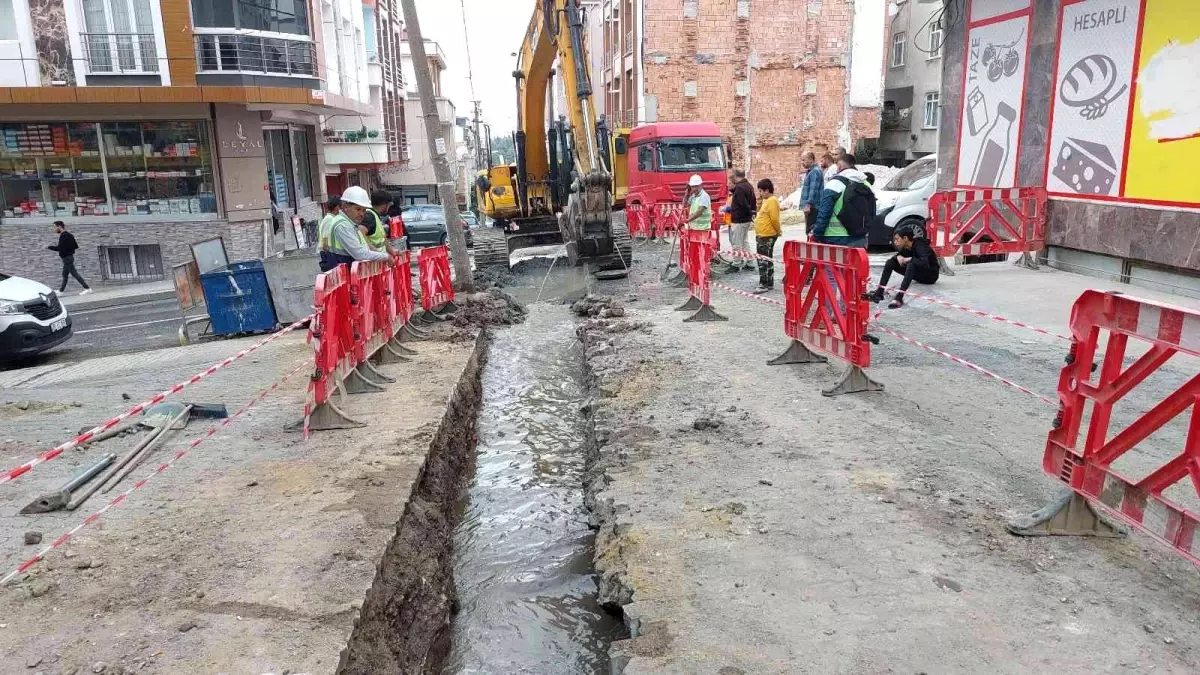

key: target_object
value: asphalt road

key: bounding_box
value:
[3,297,184,370]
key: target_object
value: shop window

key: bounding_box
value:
[291,129,312,201]
[264,129,296,209]
[0,121,216,220]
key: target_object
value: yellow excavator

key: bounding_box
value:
[472,0,632,272]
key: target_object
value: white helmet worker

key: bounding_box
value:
[688,174,703,187]
[340,185,372,208]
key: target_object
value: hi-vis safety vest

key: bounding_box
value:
[366,210,387,250]
[318,213,366,255]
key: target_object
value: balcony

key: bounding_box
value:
[81,33,159,74]
[322,127,389,166]
[194,33,317,77]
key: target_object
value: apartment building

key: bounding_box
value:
[0,0,375,285]
[379,37,455,206]
[878,0,944,165]
[591,0,888,184]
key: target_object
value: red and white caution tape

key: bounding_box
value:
[710,280,785,307]
[1,360,310,587]
[872,325,1057,406]
[875,286,1071,341]
[0,315,313,487]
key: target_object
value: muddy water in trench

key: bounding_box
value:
[444,305,624,673]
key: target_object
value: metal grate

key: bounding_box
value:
[100,245,165,281]
[23,294,64,321]
[195,34,317,77]
[81,33,159,74]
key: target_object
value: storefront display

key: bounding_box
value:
[0,121,217,220]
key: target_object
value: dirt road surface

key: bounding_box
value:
[0,328,482,674]
[582,242,1200,673]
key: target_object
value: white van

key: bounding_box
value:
[0,273,73,361]
[869,155,937,247]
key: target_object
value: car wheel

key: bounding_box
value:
[439,233,448,246]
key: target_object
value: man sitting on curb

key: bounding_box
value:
[870,224,939,308]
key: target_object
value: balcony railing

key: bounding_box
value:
[194,34,317,77]
[81,33,159,74]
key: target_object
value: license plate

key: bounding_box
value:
[51,318,67,332]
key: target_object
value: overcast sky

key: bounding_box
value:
[413,0,532,135]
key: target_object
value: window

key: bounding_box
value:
[190,0,309,36]
[264,129,295,209]
[363,5,377,61]
[0,121,216,220]
[291,129,312,201]
[636,144,654,171]
[81,0,157,73]
[923,91,940,129]
[928,22,943,58]
[657,139,725,172]
[892,32,906,67]
[0,0,18,40]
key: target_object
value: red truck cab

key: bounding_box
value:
[624,122,730,210]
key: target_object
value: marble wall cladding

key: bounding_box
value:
[29,0,74,86]
[940,0,1200,273]
[1048,200,1200,272]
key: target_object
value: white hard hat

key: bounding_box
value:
[688,174,703,187]
[341,185,371,208]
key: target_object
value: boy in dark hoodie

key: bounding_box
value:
[870,224,938,308]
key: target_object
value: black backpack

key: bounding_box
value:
[832,176,876,238]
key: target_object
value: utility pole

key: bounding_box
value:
[472,100,484,221]
[398,0,473,292]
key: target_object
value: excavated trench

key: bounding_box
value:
[336,295,628,673]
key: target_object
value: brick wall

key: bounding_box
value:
[0,219,266,289]
[644,0,882,191]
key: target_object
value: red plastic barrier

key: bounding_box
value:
[684,229,714,306]
[419,245,455,311]
[626,203,651,239]
[349,259,388,363]
[780,240,872,368]
[654,203,686,237]
[927,186,1047,259]
[391,250,415,326]
[1044,290,1200,564]
[307,265,354,413]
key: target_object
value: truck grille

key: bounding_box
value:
[24,294,63,320]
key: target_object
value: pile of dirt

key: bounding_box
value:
[449,288,528,329]
[570,294,626,319]
[473,266,519,288]
[510,257,558,275]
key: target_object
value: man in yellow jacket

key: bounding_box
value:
[753,178,782,293]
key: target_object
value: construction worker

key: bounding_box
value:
[318,186,392,272]
[363,190,395,252]
[684,174,712,231]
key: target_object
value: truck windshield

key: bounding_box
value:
[657,139,725,172]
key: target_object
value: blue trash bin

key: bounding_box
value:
[199,260,279,336]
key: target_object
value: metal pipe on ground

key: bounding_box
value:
[103,405,193,493]
[68,416,179,510]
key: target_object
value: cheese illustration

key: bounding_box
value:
[1053,137,1117,195]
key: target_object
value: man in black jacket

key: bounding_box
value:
[48,221,91,295]
[725,169,756,271]
[870,224,937,308]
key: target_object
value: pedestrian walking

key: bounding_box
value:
[726,169,756,272]
[318,186,393,273]
[753,179,782,294]
[799,152,825,239]
[48,221,91,295]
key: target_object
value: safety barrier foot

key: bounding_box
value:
[439,301,461,313]
[306,399,366,431]
[399,323,429,340]
[1006,488,1126,538]
[938,257,956,277]
[372,343,411,365]
[684,304,728,323]
[675,296,703,311]
[767,340,827,366]
[361,359,397,383]
[1014,252,1040,271]
[420,310,448,323]
[822,365,884,397]
[669,273,688,287]
[411,312,436,327]
[343,365,387,394]
[386,336,419,355]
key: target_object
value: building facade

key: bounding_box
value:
[0,0,376,285]
[878,0,944,165]
[590,0,888,186]
[937,0,1200,290]
[379,37,455,206]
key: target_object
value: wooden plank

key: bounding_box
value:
[159,0,196,86]
[75,87,142,104]
[8,88,78,104]
[0,89,12,104]
[201,86,257,103]
[138,86,204,103]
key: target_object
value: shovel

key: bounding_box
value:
[140,401,228,430]
[19,454,116,514]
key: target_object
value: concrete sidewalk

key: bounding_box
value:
[582,250,1200,673]
[60,279,177,311]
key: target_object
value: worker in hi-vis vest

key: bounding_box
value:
[362,190,397,253]
[318,186,392,273]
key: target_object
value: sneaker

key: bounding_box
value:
[753,285,771,294]
[888,297,905,309]
[79,288,93,296]
[868,287,885,304]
